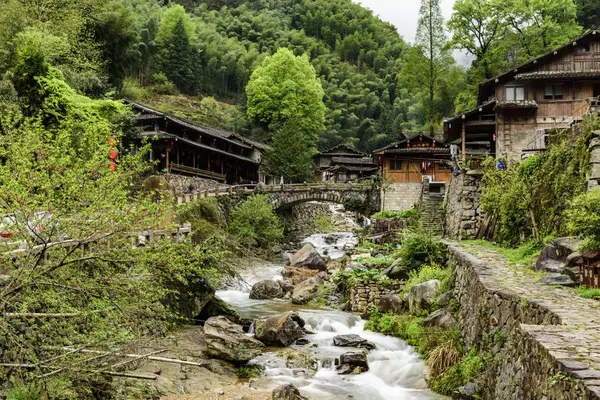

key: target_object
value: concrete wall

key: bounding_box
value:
[381,182,422,211]
[444,171,484,239]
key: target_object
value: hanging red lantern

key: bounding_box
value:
[109,149,117,160]
[110,162,117,172]
[419,136,423,142]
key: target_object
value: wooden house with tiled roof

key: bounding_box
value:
[373,133,452,183]
[444,28,600,163]
[314,144,377,182]
[126,100,269,184]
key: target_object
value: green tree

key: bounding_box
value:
[246,48,325,138]
[447,0,505,77]
[411,0,453,133]
[228,194,283,247]
[156,4,199,93]
[574,0,600,29]
[262,119,318,182]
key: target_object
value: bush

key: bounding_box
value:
[480,124,592,246]
[396,226,443,267]
[178,197,223,243]
[575,286,600,300]
[228,194,283,247]
[402,264,452,295]
[567,188,600,250]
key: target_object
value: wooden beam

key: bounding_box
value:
[465,120,496,126]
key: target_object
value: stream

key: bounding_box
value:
[218,226,445,400]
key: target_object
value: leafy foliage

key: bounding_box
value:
[567,188,600,250]
[372,208,417,219]
[480,124,592,246]
[402,264,453,295]
[228,194,283,247]
[396,226,443,267]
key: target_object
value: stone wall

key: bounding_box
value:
[445,242,600,400]
[288,203,332,238]
[349,280,403,317]
[381,182,422,211]
[444,170,484,239]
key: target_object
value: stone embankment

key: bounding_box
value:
[349,279,402,317]
[444,170,484,240]
[445,241,600,400]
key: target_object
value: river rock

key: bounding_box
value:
[408,280,441,313]
[332,334,376,350]
[282,266,319,285]
[196,295,240,324]
[422,308,458,329]
[437,291,455,308]
[538,273,576,287]
[203,316,264,362]
[452,382,479,399]
[254,311,306,346]
[291,276,323,305]
[377,294,405,314]
[271,384,308,400]
[289,243,327,271]
[336,351,369,374]
[250,280,284,300]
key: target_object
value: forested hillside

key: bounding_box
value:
[0,0,598,153]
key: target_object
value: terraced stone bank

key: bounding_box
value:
[445,241,600,399]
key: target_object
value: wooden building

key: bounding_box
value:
[127,101,269,184]
[373,133,453,183]
[445,29,600,163]
[314,144,377,182]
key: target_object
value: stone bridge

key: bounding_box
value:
[175,183,380,213]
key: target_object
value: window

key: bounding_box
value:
[544,84,564,100]
[506,86,525,101]
[389,159,402,171]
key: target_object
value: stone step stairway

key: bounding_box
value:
[419,182,446,236]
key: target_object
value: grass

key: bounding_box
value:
[428,350,488,396]
[372,208,417,219]
[575,286,600,301]
[313,210,333,233]
[465,239,542,266]
[402,264,453,295]
[357,254,395,268]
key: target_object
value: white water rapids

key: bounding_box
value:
[217,231,445,400]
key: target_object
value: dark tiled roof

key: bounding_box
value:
[125,99,270,151]
[383,147,451,154]
[139,131,258,164]
[443,100,497,125]
[319,143,367,156]
[495,100,538,110]
[516,70,600,80]
[372,133,443,153]
[331,157,375,165]
[326,165,378,172]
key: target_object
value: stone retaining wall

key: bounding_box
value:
[588,130,600,190]
[289,203,332,238]
[349,280,403,317]
[445,242,600,400]
[444,171,484,239]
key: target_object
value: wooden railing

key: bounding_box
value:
[168,162,226,182]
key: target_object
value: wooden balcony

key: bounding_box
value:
[168,162,226,182]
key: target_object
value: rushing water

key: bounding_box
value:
[217,228,444,400]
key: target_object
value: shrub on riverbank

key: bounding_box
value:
[402,264,453,296]
[395,226,443,267]
[178,197,224,243]
[228,194,284,247]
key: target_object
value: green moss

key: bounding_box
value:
[313,210,333,233]
[237,365,262,379]
[372,208,417,219]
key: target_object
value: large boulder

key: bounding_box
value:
[203,316,264,362]
[254,312,306,346]
[272,384,308,400]
[377,294,405,314]
[291,276,323,305]
[196,295,240,324]
[538,274,576,287]
[336,351,369,374]
[333,334,375,350]
[422,309,458,329]
[408,280,441,314]
[250,280,284,300]
[282,266,318,285]
[289,243,326,271]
